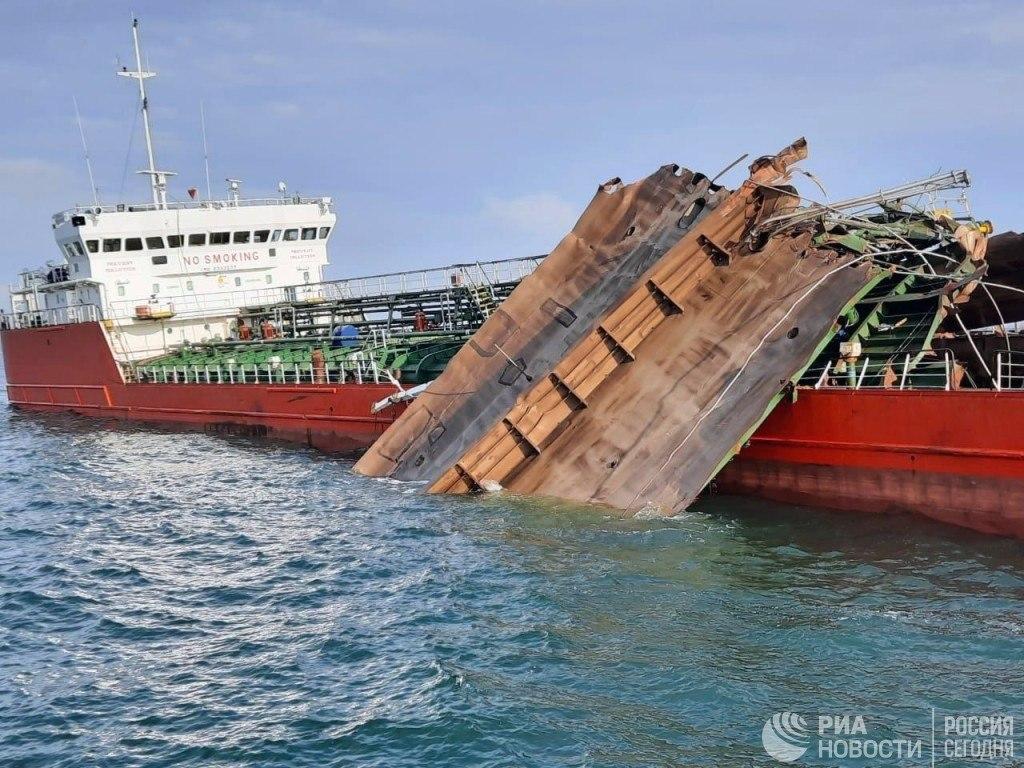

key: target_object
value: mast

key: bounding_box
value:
[117,18,175,208]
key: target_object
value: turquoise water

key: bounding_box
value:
[0,397,1022,767]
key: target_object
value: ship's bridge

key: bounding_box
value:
[47,193,333,305]
[9,192,335,359]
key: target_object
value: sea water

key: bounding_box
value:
[0,394,1021,767]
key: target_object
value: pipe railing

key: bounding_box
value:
[55,195,332,221]
[805,350,956,391]
[127,355,395,387]
[104,256,543,323]
[0,303,104,330]
[995,352,1024,391]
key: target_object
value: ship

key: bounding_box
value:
[4,22,1023,541]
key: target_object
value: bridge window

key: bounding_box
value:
[234,276,242,287]
[233,231,250,243]
[146,236,165,249]
[210,231,230,245]
[117,285,126,297]
[254,229,270,243]
[125,238,143,252]
[62,244,75,258]
[301,227,317,240]
[283,229,299,241]
[86,239,98,253]
[270,229,282,242]
[73,241,85,256]
[319,226,331,239]
[167,235,183,248]
[152,283,159,295]
[151,255,168,265]
[188,233,206,246]
[102,238,122,252]
[265,274,273,284]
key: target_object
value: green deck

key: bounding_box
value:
[134,332,472,385]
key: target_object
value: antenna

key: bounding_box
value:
[73,96,99,206]
[117,18,175,208]
[200,100,212,200]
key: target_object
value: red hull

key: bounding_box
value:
[719,389,1024,539]
[5,323,1024,538]
[1,323,402,454]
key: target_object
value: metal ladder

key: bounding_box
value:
[461,263,498,319]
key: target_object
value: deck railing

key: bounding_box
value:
[3,256,544,330]
[103,256,543,322]
[128,356,397,387]
[53,196,331,223]
[995,352,1024,391]
[0,303,104,330]
[806,350,957,391]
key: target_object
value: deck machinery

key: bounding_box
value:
[130,258,540,387]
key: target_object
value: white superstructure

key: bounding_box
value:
[8,19,333,361]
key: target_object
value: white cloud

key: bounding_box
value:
[481,192,578,239]
[267,101,300,118]
[0,157,72,190]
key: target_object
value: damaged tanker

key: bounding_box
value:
[356,138,1006,530]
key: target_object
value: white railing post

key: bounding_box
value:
[996,352,1003,392]
[899,354,910,390]
[814,360,831,389]
[944,353,951,392]
[856,357,869,390]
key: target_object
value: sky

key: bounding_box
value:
[1,0,1021,281]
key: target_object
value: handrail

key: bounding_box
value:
[805,350,958,391]
[0,303,104,330]
[128,356,396,387]
[995,351,1024,392]
[104,255,543,322]
[4,256,544,331]
[53,195,332,221]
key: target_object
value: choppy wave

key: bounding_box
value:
[0,400,1022,766]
